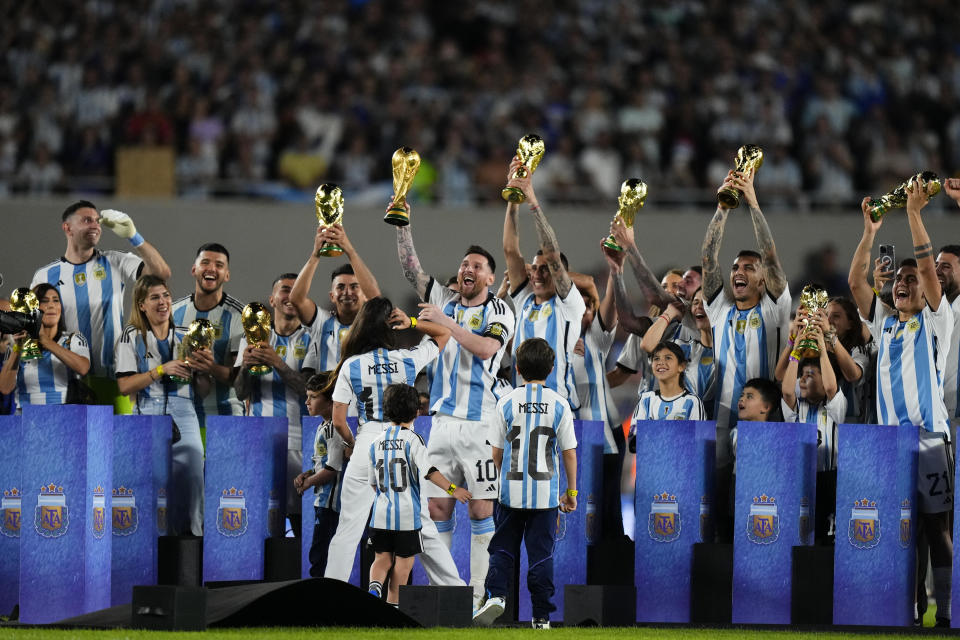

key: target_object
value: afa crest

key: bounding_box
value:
[746,494,779,544]
[275,345,287,358]
[294,340,307,359]
[92,485,106,539]
[699,495,712,543]
[468,312,483,330]
[217,487,248,537]
[157,488,168,535]
[848,498,880,549]
[907,317,921,333]
[748,314,762,330]
[112,486,138,536]
[93,265,107,281]
[649,492,681,543]
[1,487,21,538]
[35,483,69,538]
[899,498,911,549]
[74,272,87,286]
[798,496,812,545]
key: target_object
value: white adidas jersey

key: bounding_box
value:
[367,425,432,531]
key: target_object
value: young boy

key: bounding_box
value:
[294,373,345,577]
[782,324,846,541]
[473,337,578,630]
[367,383,471,607]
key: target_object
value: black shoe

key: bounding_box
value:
[935,617,950,628]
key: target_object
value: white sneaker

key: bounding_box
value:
[532,618,551,629]
[473,596,505,626]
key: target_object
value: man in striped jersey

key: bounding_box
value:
[934,245,960,419]
[171,243,245,427]
[396,200,515,607]
[848,179,953,626]
[474,338,578,630]
[234,273,313,535]
[32,200,171,411]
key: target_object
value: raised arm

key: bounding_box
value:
[324,223,381,299]
[735,168,786,298]
[905,177,941,310]
[848,198,883,318]
[611,268,652,336]
[389,308,452,352]
[503,201,527,292]
[639,300,684,354]
[395,202,431,300]
[702,174,734,301]
[610,216,678,310]
[598,263,618,330]
[289,227,323,324]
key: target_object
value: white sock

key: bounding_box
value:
[933,567,952,620]
[470,517,495,606]
[368,580,383,598]
[435,517,454,549]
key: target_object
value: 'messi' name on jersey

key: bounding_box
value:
[368,362,400,375]
[518,401,550,414]
[378,439,405,451]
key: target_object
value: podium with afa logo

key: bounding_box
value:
[0,415,21,617]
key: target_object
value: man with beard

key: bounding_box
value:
[172,243,245,425]
[397,200,515,608]
[936,246,960,419]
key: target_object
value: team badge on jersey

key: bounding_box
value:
[749,314,762,330]
[74,272,87,286]
[700,355,714,366]
[92,485,106,539]
[746,494,779,544]
[338,327,349,344]
[212,322,224,339]
[93,265,107,281]
[1,487,21,538]
[217,487,248,537]
[276,345,287,358]
[35,483,68,538]
[907,317,920,333]
[798,496,811,545]
[468,312,483,330]
[528,304,552,321]
[899,498,911,549]
[649,492,681,542]
[157,488,168,535]
[267,490,283,538]
[699,495,712,543]
[112,486,138,536]
[848,498,880,549]
[294,340,308,359]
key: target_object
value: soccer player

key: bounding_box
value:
[473,338,578,630]
[234,273,313,536]
[934,244,960,418]
[295,372,344,577]
[366,383,471,607]
[291,223,381,375]
[503,155,585,407]
[848,178,953,626]
[171,243,245,426]
[32,201,171,410]
[323,297,463,588]
[396,200,515,606]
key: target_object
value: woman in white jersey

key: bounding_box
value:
[322,296,454,582]
[115,275,207,536]
[0,283,91,408]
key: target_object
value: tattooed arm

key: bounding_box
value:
[905,176,941,310]
[701,207,730,304]
[396,213,431,301]
[609,215,678,309]
[731,169,786,299]
[611,270,651,336]
[529,201,574,299]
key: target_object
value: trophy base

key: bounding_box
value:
[19,348,43,361]
[317,243,344,257]
[383,209,410,227]
[501,186,527,204]
[601,237,623,252]
[795,340,819,360]
[868,203,888,222]
[169,375,191,385]
[249,365,273,377]
[717,187,741,210]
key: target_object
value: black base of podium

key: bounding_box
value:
[264,538,300,581]
[792,545,834,624]
[691,542,732,623]
[131,585,207,630]
[399,585,473,627]
[158,536,203,586]
[563,585,637,626]
[586,536,635,585]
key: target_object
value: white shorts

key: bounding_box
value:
[918,430,954,514]
[424,414,499,500]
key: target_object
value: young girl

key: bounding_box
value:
[629,341,706,451]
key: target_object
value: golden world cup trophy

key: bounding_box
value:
[169,318,216,384]
[602,179,649,252]
[314,183,345,257]
[717,144,764,209]
[794,285,830,359]
[241,302,273,376]
[384,147,421,226]
[10,288,42,361]
[501,134,545,203]
[867,171,941,222]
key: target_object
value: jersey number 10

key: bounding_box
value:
[376,458,409,493]
[505,425,556,481]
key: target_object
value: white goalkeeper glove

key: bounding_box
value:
[99,209,144,247]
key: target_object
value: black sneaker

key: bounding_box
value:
[532,618,551,629]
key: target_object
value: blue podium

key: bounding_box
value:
[0,415,21,617]
[732,421,817,624]
[19,405,113,624]
[204,416,287,582]
[833,423,917,626]
[634,419,716,622]
[110,415,171,605]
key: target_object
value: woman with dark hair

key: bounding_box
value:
[0,283,91,408]
[825,296,873,423]
[114,274,207,535]
[323,296,456,584]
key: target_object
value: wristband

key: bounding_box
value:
[871,287,880,296]
[129,232,145,248]
[565,489,578,497]
[658,314,670,324]
[409,316,417,328]
[446,483,457,496]
[344,441,355,449]
[788,334,796,346]
[155,364,164,377]
[789,349,802,361]
[11,344,20,354]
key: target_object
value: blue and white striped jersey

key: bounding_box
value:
[426,280,514,421]
[115,325,194,407]
[782,392,846,471]
[331,338,439,428]
[302,304,351,374]
[867,295,952,437]
[706,288,791,430]
[12,332,89,408]
[669,324,717,408]
[491,383,577,510]
[32,250,143,377]
[616,333,654,398]
[633,389,706,422]
[234,324,313,448]
[311,419,344,511]
[572,315,617,453]
[171,292,245,421]
[941,296,960,418]
[367,425,431,531]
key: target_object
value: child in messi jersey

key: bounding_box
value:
[366,383,470,607]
